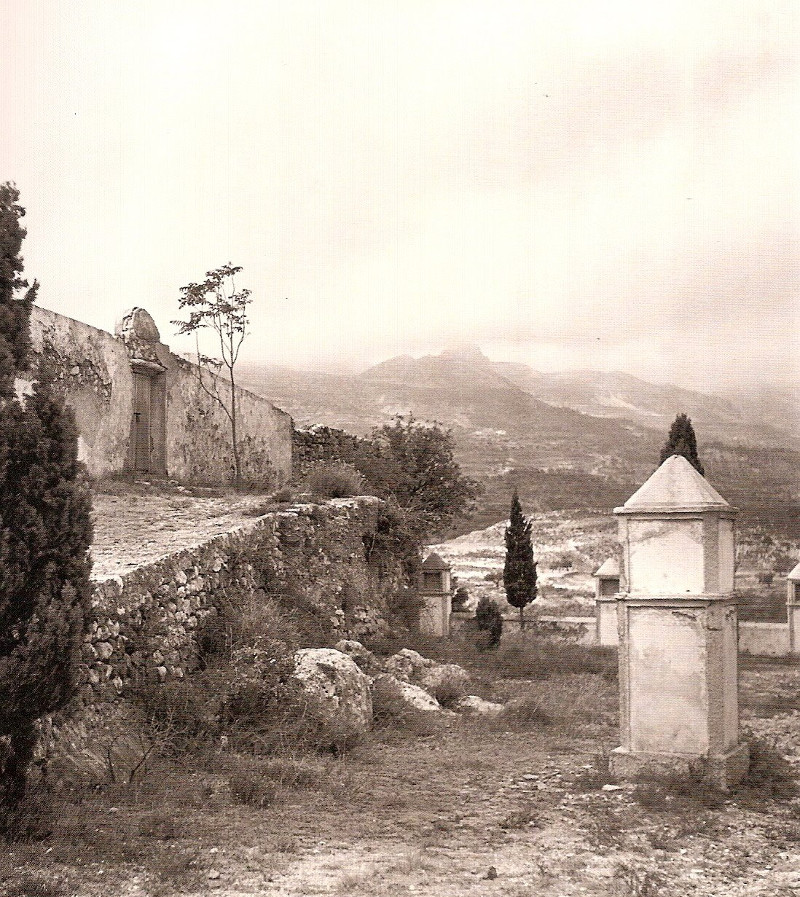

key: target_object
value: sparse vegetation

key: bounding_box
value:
[172,263,254,487]
[303,461,366,499]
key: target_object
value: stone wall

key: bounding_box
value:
[293,425,374,481]
[83,496,400,703]
[25,305,292,487]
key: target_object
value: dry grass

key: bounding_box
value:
[1,648,798,897]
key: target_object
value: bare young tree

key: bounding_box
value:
[173,263,252,487]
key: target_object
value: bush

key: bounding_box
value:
[475,598,503,649]
[387,586,425,631]
[304,463,366,499]
[451,586,469,611]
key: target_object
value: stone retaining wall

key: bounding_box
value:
[82,496,401,704]
[292,425,374,481]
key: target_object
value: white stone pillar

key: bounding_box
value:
[594,557,621,646]
[419,553,452,637]
[610,455,749,788]
[788,563,800,655]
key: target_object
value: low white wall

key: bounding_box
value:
[738,622,790,657]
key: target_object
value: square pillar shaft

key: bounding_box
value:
[609,456,748,788]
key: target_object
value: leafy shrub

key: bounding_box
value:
[426,670,468,708]
[736,736,798,803]
[475,598,503,649]
[363,502,422,584]
[304,462,366,499]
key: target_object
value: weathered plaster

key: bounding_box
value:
[24,306,291,487]
[611,456,747,787]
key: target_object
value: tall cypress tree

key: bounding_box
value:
[659,413,705,475]
[503,490,537,631]
[0,183,93,821]
[0,183,35,395]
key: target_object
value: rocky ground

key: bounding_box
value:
[2,644,799,897]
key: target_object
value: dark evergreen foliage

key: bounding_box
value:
[0,183,36,398]
[503,490,537,630]
[660,413,705,475]
[475,597,503,649]
[0,185,93,823]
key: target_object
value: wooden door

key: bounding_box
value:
[132,372,152,471]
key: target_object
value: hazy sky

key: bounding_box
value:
[3,1,798,391]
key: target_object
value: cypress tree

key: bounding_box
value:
[503,490,537,631]
[0,183,35,395]
[660,413,705,475]
[0,183,93,821]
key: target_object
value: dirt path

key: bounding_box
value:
[4,662,799,897]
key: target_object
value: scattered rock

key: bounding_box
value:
[333,639,377,673]
[454,695,504,717]
[383,648,435,682]
[420,663,470,702]
[372,673,442,717]
[485,866,498,880]
[292,648,373,733]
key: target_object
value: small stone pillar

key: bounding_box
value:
[788,562,800,655]
[594,557,621,646]
[610,455,749,788]
[419,552,452,637]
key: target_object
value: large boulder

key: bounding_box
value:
[383,648,435,682]
[333,639,378,674]
[292,648,373,734]
[372,673,442,718]
[420,663,471,705]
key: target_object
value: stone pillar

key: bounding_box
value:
[594,557,621,646]
[610,455,749,789]
[788,563,800,655]
[419,553,452,637]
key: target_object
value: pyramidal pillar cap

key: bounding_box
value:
[614,455,736,516]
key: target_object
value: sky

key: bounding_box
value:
[2,0,799,392]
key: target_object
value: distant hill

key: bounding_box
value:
[237,348,800,536]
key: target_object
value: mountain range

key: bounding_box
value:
[237,346,799,535]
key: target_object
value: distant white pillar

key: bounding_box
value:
[610,455,749,789]
[594,557,621,646]
[788,563,800,655]
[419,553,452,637]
